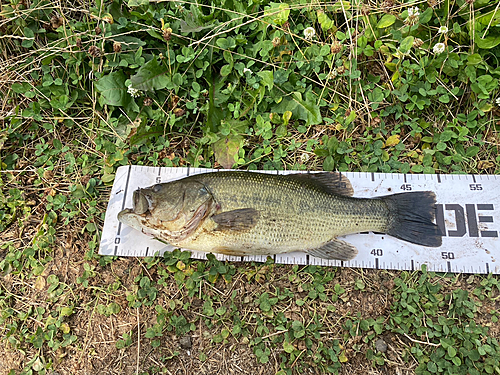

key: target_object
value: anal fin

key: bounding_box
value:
[306,239,358,261]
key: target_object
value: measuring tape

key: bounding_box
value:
[100,166,500,274]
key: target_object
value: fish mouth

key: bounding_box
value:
[132,189,152,215]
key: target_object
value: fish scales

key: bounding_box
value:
[117,171,442,260]
[193,172,388,248]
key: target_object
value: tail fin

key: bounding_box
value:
[382,192,442,247]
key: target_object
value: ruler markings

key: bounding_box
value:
[116,165,132,236]
[114,166,132,256]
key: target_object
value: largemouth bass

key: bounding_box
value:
[117,171,442,260]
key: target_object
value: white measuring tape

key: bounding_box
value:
[100,166,500,274]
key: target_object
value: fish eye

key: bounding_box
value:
[152,184,162,193]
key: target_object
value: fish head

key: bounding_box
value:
[118,179,214,240]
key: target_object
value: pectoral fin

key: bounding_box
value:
[306,239,358,261]
[212,208,259,231]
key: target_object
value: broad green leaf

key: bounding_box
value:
[476,34,500,49]
[264,3,290,26]
[179,5,214,33]
[419,7,433,24]
[385,134,400,147]
[216,37,236,50]
[212,134,243,169]
[323,155,335,171]
[476,10,500,27]
[257,71,274,91]
[272,91,322,126]
[127,0,148,6]
[399,36,414,54]
[357,35,368,49]
[330,1,351,12]
[377,14,396,28]
[283,341,295,354]
[130,58,170,91]
[467,53,482,64]
[22,27,34,48]
[95,71,129,106]
[111,35,146,50]
[466,146,479,157]
[282,111,292,125]
[438,94,450,103]
[293,91,322,126]
[220,64,232,76]
[345,109,356,125]
[317,10,333,31]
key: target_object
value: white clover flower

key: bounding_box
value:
[243,68,252,74]
[407,6,420,17]
[300,153,310,163]
[127,84,141,98]
[438,26,448,34]
[404,7,421,25]
[304,27,316,41]
[327,68,338,80]
[496,97,500,106]
[433,42,446,54]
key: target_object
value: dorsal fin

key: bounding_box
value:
[284,172,354,197]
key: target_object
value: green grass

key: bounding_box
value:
[1,0,500,373]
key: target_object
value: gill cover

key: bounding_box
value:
[121,179,216,242]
